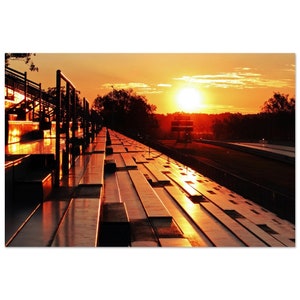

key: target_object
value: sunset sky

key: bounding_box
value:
[7,53,295,115]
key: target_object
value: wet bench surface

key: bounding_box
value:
[144,163,170,185]
[128,169,172,220]
[52,198,101,247]
[164,185,244,247]
[159,238,192,247]
[200,202,267,247]
[78,153,105,186]
[115,170,159,246]
[120,152,138,169]
[94,142,106,153]
[133,153,149,164]
[6,201,69,247]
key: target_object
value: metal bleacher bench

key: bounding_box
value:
[128,169,172,220]
[51,198,101,247]
[6,197,102,247]
[6,154,54,208]
[6,200,69,246]
[6,131,106,247]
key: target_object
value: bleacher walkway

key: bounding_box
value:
[5,127,295,247]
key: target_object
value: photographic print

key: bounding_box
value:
[4,53,295,247]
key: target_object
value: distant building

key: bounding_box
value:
[171,114,193,142]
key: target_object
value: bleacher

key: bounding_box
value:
[5,127,296,247]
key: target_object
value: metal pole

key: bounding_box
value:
[82,98,86,151]
[72,90,76,140]
[38,83,42,124]
[71,89,77,163]
[63,82,70,175]
[86,100,91,145]
[24,71,27,120]
[86,99,90,146]
[55,70,61,187]
[32,95,34,121]
[83,98,89,149]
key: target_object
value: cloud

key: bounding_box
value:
[102,82,149,89]
[101,82,163,94]
[282,63,295,73]
[173,70,292,89]
[157,83,172,87]
[234,67,252,71]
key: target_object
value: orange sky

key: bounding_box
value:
[7,53,295,115]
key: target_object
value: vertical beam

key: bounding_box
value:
[5,113,8,145]
[55,70,61,187]
[82,98,86,151]
[85,99,90,146]
[32,97,34,121]
[83,97,90,150]
[71,89,77,163]
[24,71,27,120]
[38,83,42,123]
[72,90,76,140]
[64,82,70,175]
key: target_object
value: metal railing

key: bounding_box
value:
[54,70,92,186]
[55,70,76,186]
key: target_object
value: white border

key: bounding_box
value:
[1,1,299,299]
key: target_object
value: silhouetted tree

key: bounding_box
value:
[92,88,157,136]
[211,92,295,143]
[5,53,38,71]
[261,92,295,142]
[261,92,295,113]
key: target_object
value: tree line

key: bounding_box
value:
[211,93,295,143]
[92,90,295,144]
[92,88,158,137]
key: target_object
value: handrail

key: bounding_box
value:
[5,66,40,88]
[59,70,76,90]
[5,66,56,124]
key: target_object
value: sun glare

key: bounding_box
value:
[176,87,203,113]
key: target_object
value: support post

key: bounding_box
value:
[71,90,77,163]
[63,82,70,175]
[24,71,27,120]
[82,98,90,150]
[85,99,90,146]
[38,83,42,123]
[55,70,61,187]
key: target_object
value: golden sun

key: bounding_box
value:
[176,87,203,113]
